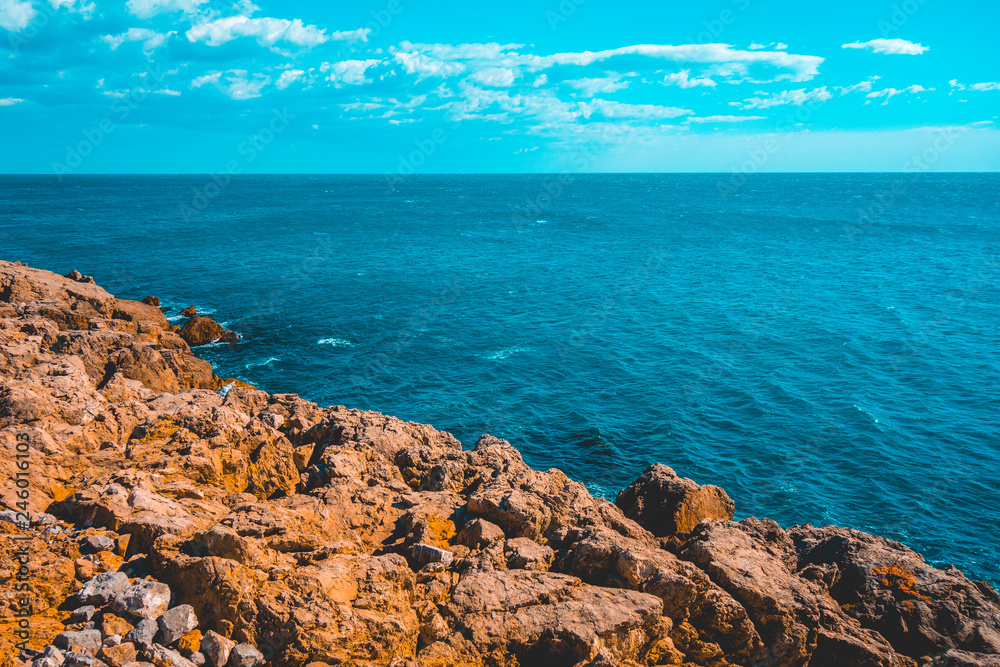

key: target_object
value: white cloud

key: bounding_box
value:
[581,99,691,120]
[393,52,467,80]
[836,75,882,95]
[50,0,96,17]
[191,71,221,87]
[102,28,175,51]
[126,0,208,19]
[734,87,832,110]
[970,81,1000,92]
[275,69,305,89]
[186,15,368,48]
[565,73,629,95]
[842,38,928,55]
[0,0,36,31]
[224,71,270,99]
[467,67,517,88]
[748,42,787,51]
[395,41,825,83]
[322,59,380,86]
[532,74,547,88]
[0,97,25,105]
[155,89,181,96]
[866,84,928,105]
[663,69,716,89]
[689,115,766,123]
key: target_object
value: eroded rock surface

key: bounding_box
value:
[1,260,997,667]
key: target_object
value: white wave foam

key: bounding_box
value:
[318,338,355,347]
[485,346,528,361]
[245,357,279,369]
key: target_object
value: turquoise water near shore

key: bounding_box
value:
[2,173,998,584]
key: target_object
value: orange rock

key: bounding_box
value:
[177,629,202,655]
[100,613,134,639]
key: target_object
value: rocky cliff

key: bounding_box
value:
[1,260,998,667]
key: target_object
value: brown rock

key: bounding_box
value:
[616,463,735,536]
[142,297,161,307]
[683,518,908,667]
[178,317,226,347]
[505,537,554,571]
[446,570,670,664]
[100,642,138,667]
[180,307,197,317]
[177,630,202,656]
[100,613,135,639]
[791,524,1000,661]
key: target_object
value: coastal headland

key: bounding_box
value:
[1,260,998,667]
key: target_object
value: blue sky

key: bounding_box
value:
[1,0,998,173]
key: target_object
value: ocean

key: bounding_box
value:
[2,173,997,584]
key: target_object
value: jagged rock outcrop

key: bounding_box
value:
[615,464,735,537]
[1,260,998,667]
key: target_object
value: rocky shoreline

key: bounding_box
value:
[1,260,998,667]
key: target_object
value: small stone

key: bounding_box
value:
[78,572,130,606]
[180,307,197,317]
[123,619,158,650]
[187,654,205,667]
[84,535,117,553]
[103,637,121,648]
[226,645,263,667]
[100,614,134,639]
[75,559,95,582]
[71,606,99,623]
[115,535,131,557]
[146,645,196,667]
[62,652,108,667]
[410,542,454,567]
[176,630,201,656]
[156,605,198,645]
[55,631,103,656]
[112,580,171,619]
[31,646,64,667]
[99,643,136,667]
[199,631,234,667]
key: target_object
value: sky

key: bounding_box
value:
[0,0,998,173]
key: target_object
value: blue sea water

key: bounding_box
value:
[2,173,998,585]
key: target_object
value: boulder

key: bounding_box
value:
[616,463,735,536]
[157,605,199,645]
[123,619,158,650]
[791,524,1000,660]
[226,645,263,667]
[54,631,103,656]
[178,317,236,347]
[505,537,554,571]
[113,580,172,619]
[99,643,137,667]
[78,572,131,606]
[84,535,117,553]
[199,631,234,667]
[146,646,196,667]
